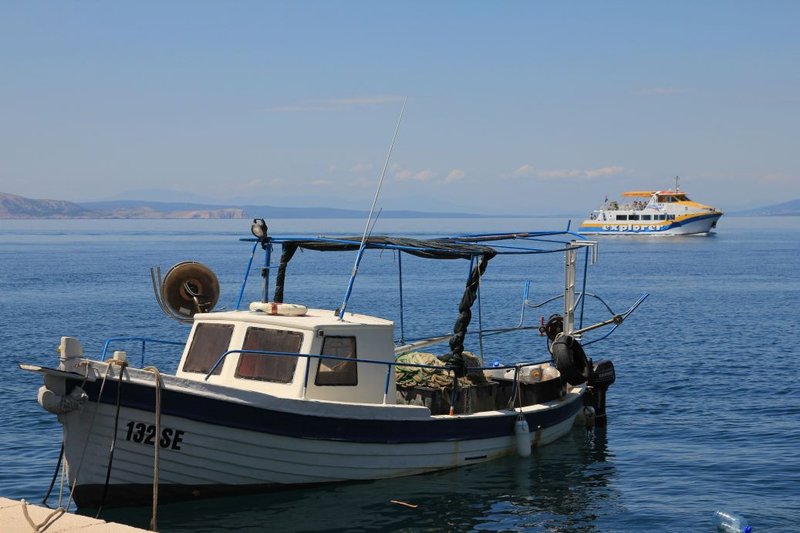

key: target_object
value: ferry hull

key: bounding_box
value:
[578,213,721,236]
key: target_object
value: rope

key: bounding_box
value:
[95,360,127,518]
[442,254,492,377]
[21,499,65,532]
[65,362,113,510]
[41,442,64,506]
[143,366,163,532]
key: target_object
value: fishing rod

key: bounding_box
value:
[338,97,408,319]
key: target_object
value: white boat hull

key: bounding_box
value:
[578,212,721,236]
[52,368,583,507]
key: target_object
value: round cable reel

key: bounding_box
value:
[160,261,220,320]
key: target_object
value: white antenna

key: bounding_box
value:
[338,97,408,319]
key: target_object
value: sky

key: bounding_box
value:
[1,1,798,214]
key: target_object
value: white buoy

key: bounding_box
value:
[514,415,531,457]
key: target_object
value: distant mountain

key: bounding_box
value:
[730,198,800,216]
[0,192,95,218]
[79,200,483,219]
[0,193,493,219]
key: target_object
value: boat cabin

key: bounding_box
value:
[654,191,691,203]
[175,305,397,405]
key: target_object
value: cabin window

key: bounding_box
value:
[629,214,640,220]
[667,214,676,220]
[182,323,234,375]
[236,327,304,383]
[641,215,652,220]
[615,214,628,221]
[315,336,358,386]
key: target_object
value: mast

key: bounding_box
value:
[674,175,680,192]
[338,97,407,319]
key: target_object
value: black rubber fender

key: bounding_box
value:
[551,334,591,385]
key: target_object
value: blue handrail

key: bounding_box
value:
[100,337,185,368]
[203,348,550,402]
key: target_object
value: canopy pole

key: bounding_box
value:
[236,240,260,310]
[398,251,406,344]
[261,242,272,304]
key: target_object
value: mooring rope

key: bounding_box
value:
[65,362,114,510]
[95,360,127,518]
[41,442,63,507]
[143,366,163,532]
[21,499,65,532]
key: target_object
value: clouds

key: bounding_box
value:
[391,166,465,185]
[513,165,627,180]
[444,169,465,183]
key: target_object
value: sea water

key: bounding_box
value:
[1,216,798,532]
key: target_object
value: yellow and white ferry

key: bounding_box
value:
[578,178,723,236]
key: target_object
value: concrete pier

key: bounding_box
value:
[0,497,147,532]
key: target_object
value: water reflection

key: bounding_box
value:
[94,427,618,532]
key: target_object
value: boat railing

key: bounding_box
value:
[203,348,549,405]
[512,283,648,346]
[100,336,186,368]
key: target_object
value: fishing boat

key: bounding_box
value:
[20,220,646,511]
[578,177,723,236]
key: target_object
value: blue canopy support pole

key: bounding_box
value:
[339,247,366,319]
[477,274,485,363]
[236,240,260,310]
[519,280,531,328]
[398,251,406,344]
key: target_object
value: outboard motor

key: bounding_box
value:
[585,359,616,427]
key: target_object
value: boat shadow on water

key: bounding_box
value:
[92,427,617,533]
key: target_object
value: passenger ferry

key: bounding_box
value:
[578,178,723,236]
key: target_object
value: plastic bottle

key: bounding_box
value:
[712,510,752,533]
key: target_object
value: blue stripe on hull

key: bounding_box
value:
[579,213,721,235]
[70,378,582,444]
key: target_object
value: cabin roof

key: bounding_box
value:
[194,307,394,330]
[621,190,689,198]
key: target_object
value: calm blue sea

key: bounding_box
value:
[1,216,798,532]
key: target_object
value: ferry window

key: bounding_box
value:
[667,214,676,220]
[315,336,357,386]
[616,214,627,221]
[236,327,303,383]
[183,323,234,375]
[641,215,652,220]
[629,214,640,220]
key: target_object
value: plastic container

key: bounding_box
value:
[712,510,752,533]
[484,361,506,380]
